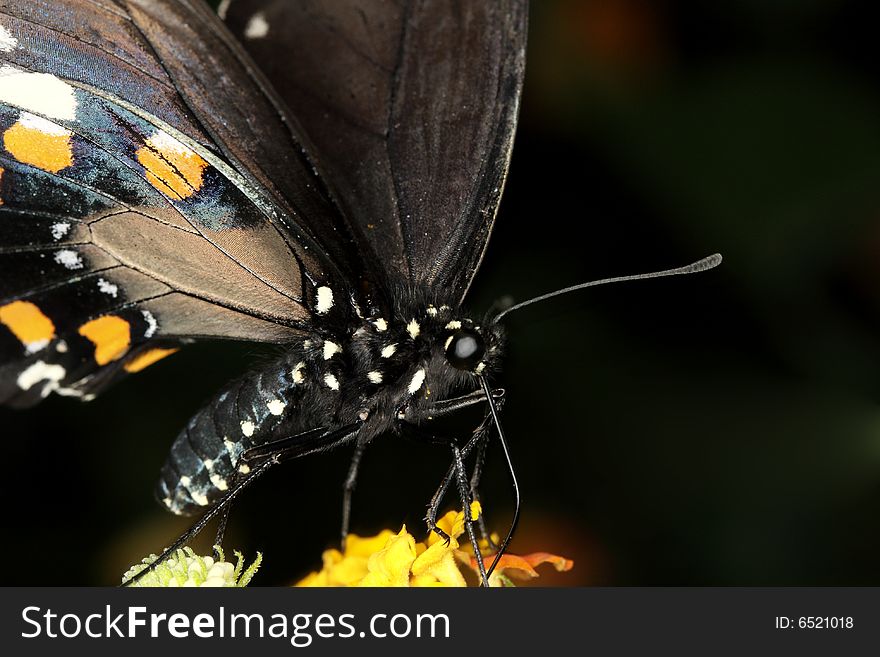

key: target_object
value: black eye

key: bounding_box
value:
[445,328,486,371]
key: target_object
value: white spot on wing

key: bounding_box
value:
[316,286,334,314]
[407,319,420,339]
[239,463,251,475]
[445,320,462,330]
[367,370,383,384]
[426,305,438,317]
[191,490,209,506]
[179,476,192,488]
[97,278,118,298]
[149,129,194,156]
[475,362,486,374]
[210,473,228,491]
[19,111,71,137]
[292,361,306,384]
[324,373,340,390]
[55,340,68,353]
[381,343,397,358]
[25,339,49,354]
[141,310,158,338]
[267,399,286,416]
[217,0,232,19]
[444,335,454,350]
[54,249,82,270]
[244,11,270,39]
[408,368,426,394]
[16,360,65,393]
[323,340,341,360]
[240,420,255,437]
[50,222,70,241]
[0,24,18,52]
[372,318,387,331]
[0,67,78,121]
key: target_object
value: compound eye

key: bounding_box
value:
[445,328,486,371]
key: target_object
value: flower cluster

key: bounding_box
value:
[123,546,262,587]
[297,503,573,587]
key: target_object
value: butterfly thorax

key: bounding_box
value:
[157,292,503,515]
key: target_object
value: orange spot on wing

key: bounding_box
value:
[136,132,208,200]
[124,347,179,373]
[3,120,73,174]
[0,300,55,350]
[78,315,131,365]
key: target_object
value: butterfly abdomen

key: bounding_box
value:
[156,350,311,515]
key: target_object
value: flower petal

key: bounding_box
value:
[474,552,575,580]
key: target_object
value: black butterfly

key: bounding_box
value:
[0,0,718,585]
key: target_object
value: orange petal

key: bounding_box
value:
[473,552,574,580]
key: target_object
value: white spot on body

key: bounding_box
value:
[367,370,383,384]
[445,320,462,330]
[267,399,286,416]
[408,368,426,394]
[210,474,228,491]
[239,464,251,475]
[372,318,387,331]
[244,11,270,39]
[240,420,255,437]
[16,360,65,394]
[444,335,454,350]
[0,24,18,52]
[381,343,397,358]
[407,319,420,339]
[0,67,78,120]
[223,438,243,461]
[475,362,486,374]
[50,222,70,241]
[323,340,341,360]
[142,310,158,338]
[54,249,83,270]
[426,305,438,317]
[324,373,340,390]
[292,361,305,384]
[97,278,118,298]
[55,340,68,353]
[315,286,334,314]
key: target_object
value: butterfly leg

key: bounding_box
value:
[424,394,506,548]
[450,441,489,587]
[340,437,368,548]
[414,413,493,542]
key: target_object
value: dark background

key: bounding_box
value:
[4,0,880,586]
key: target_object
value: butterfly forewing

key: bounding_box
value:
[0,0,369,405]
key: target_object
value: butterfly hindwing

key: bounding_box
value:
[223,0,529,302]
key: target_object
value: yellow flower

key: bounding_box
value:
[296,503,574,587]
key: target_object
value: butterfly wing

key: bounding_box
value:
[0,0,365,406]
[223,0,529,303]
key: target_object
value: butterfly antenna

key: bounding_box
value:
[479,376,520,580]
[493,253,722,322]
